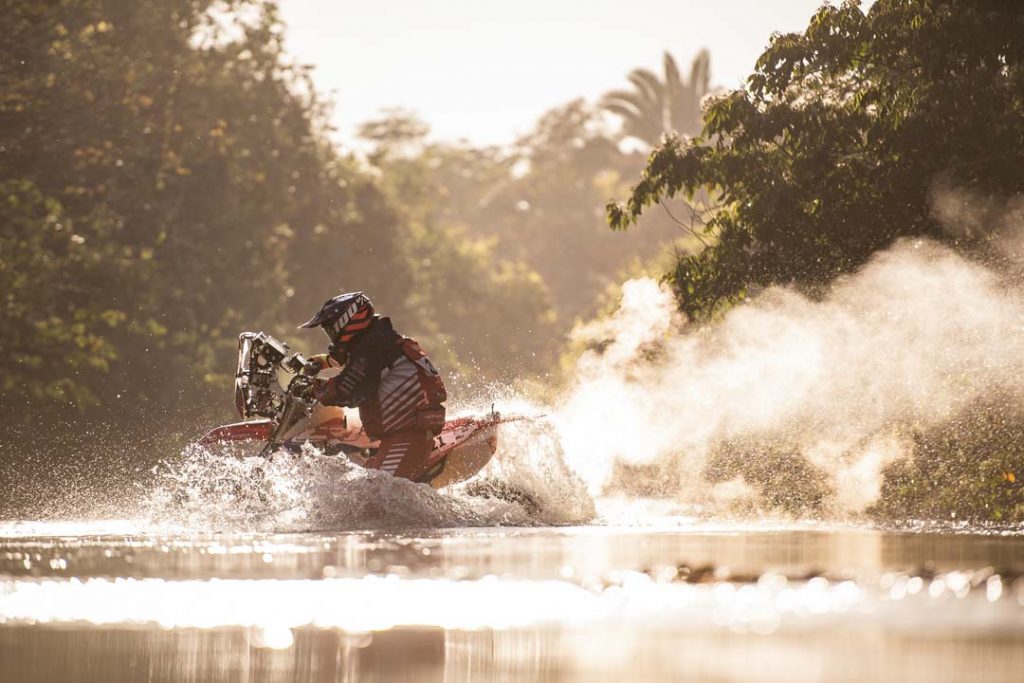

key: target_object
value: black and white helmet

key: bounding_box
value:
[299,292,375,346]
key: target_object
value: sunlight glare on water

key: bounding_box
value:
[2,527,1024,682]
[3,567,1022,635]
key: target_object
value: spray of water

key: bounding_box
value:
[145,415,594,532]
[930,179,1024,266]
[554,193,1024,518]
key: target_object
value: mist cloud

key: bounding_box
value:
[930,178,1024,265]
[555,233,1024,516]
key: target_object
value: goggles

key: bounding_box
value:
[324,317,347,343]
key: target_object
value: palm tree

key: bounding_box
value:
[601,49,711,145]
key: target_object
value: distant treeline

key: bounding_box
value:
[1,0,701,449]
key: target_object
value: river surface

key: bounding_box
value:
[2,521,1023,682]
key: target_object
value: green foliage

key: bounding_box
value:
[458,100,688,323]
[354,112,559,384]
[705,436,833,515]
[0,0,412,429]
[871,396,1024,523]
[407,223,558,383]
[610,0,1024,320]
[357,103,691,383]
[0,180,124,407]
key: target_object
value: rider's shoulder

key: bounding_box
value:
[348,316,400,359]
[368,316,400,342]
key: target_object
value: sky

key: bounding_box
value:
[277,0,836,147]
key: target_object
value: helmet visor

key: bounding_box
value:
[323,317,346,344]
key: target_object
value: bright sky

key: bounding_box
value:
[278,0,834,147]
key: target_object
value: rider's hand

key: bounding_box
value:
[304,354,332,375]
[311,377,333,403]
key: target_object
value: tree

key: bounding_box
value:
[601,49,712,145]
[311,59,714,356]
[483,100,683,318]
[355,112,560,384]
[609,0,1024,319]
[0,179,125,408]
[0,0,416,430]
[355,104,699,384]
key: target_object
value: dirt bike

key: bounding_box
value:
[196,332,517,489]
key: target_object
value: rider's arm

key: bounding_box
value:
[305,353,340,374]
[316,345,384,408]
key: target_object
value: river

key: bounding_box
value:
[2,521,1022,682]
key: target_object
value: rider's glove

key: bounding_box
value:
[311,377,334,403]
[304,354,333,375]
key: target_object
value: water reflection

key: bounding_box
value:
[3,525,1023,581]
[2,525,1023,682]
[3,621,1024,683]
[2,570,1023,638]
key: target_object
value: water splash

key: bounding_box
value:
[553,238,1024,518]
[144,418,593,532]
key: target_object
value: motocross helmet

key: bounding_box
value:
[299,291,375,347]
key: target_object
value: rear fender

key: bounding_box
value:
[424,413,532,488]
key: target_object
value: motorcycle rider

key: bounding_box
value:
[299,292,448,483]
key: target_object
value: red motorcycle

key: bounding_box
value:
[197,332,517,489]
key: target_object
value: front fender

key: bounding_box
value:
[198,419,273,446]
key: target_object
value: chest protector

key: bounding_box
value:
[398,338,447,402]
[398,337,447,433]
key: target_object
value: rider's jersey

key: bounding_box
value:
[318,317,446,439]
